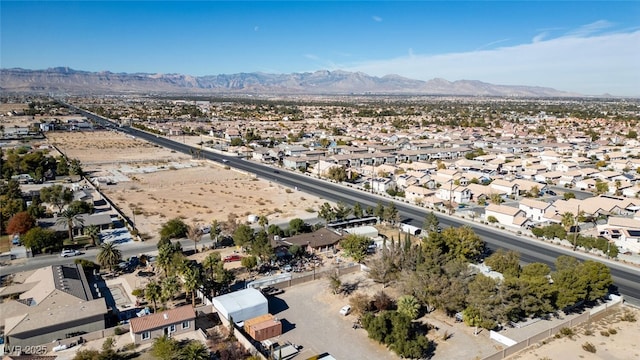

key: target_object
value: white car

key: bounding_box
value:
[61,249,81,257]
[339,305,351,316]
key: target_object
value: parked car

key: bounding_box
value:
[282,264,293,272]
[260,286,284,296]
[339,305,351,316]
[224,254,242,262]
[61,249,81,257]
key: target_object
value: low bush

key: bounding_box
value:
[582,342,596,353]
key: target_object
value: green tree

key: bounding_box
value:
[159,218,188,240]
[563,192,576,200]
[580,260,613,302]
[186,223,203,253]
[83,224,100,246]
[484,249,520,278]
[151,335,178,360]
[383,202,399,224]
[326,166,347,182]
[595,180,609,195]
[210,219,222,247]
[353,202,364,219]
[21,227,58,253]
[145,281,162,312]
[67,200,93,215]
[96,242,122,272]
[340,234,370,263]
[328,272,342,295]
[552,256,588,309]
[288,218,305,234]
[318,202,336,223]
[56,209,84,242]
[161,275,181,302]
[333,201,352,221]
[40,184,73,213]
[422,211,440,233]
[241,255,258,272]
[233,224,254,248]
[178,340,209,360]
[397,295,421,320]
[182,263,203,307]
[257,215,269,230]
[373,201,385,219]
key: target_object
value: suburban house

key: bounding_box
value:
[0,264,108,349]
[129,305,196,344]
[404,185,435,204]
[490,179,519,197]
[519,198,554,223]
[37,213,113,236]
[274,228,343,254]
[485,204,529,228]
[436,185,471,205]
[598,217,640,254]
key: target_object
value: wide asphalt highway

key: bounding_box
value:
[72,106,640,304]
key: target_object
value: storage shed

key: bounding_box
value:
[211,288,268,323]
[244,313,282,341]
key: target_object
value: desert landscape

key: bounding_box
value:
[46,131,323,241]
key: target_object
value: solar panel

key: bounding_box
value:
[628,230,640,237]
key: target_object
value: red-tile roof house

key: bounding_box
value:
[129,305,196,344]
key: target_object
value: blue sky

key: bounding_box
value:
[1,1,639,96]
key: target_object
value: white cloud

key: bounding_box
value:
[566,20,613,37]
[372,15,382,22]
[343,29,640,96]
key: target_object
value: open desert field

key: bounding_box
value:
[510,306,640,360]
[46,131,324,241]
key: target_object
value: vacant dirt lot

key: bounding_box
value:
[510,306,640,360]
[46,131,324,241]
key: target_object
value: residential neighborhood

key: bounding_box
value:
[1,96,639,360]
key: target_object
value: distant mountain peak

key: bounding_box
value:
[0,67,581,97]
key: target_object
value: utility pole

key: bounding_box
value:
[449,179,453,215]
[573,205,580,251]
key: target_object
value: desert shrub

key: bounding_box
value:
[559,327,575,338]
[582,342,596,353]
[608,328,617,335]
[621,310,637,322]
[114,327,126,335]
[600,330,610,337]
[584,328,594,336]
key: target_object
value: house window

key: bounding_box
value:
[169,325,176,333]
[142,331,150,340]
[182,320,190,329]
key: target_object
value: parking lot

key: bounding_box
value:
[267,273,398,360]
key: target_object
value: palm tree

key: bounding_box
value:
[83,224,100,246]
[145,281,162,312]
[56,209,84,243]
[210,219,221,248]
[397,295,421,319]
[161,276,180,303]
[187,224,203,253]
[258,215,269,230]
[181,264,203,307]
[561,211,579,250]
[96,242,121,272]
[178,341,209,360]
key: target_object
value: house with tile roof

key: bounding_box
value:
[129,305,196,344]
[485,204,529,228]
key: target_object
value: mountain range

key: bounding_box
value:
[0,67,581,97]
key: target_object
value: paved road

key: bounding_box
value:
[57,105,640,305]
